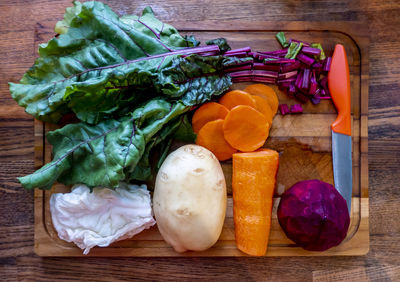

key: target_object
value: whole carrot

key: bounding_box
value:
[232,149,279,256]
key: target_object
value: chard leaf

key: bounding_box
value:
[12,1,235,190]
[156,138,173,171]
[184,35,200,47]
[63,53,231,124]
[9,1,199,123]
[128,113,196,181]
[206,38,231,52]
[18,99,188,190]
[173,115,196,143]
[157,54,232,105]
[128,116,181,181]
[54,1,82,34]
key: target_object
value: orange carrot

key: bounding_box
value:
[232,149,279,256]
[192,102,229,133]
[223,105,270,152]
[196,119,237,161]
[244,84,279,115]
[219,90,257,110]
[252,95,274,125]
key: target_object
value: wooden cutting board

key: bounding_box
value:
[33,20,369,256]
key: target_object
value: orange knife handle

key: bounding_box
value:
[328,44,351,136]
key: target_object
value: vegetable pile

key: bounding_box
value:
[10,1,331,191]
[9,0,351,256]
[10,1,247,190]
[194,86,278,160]
[223,32,332,106]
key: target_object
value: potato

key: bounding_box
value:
[153,144,227,253]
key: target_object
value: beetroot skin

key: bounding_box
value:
[277,179,350,251]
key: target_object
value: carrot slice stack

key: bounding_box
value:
[232,149,279,256]
[244,84,279,115]
[192,102,229,133]
[191,85,278,160]
[223,105,270,152]
[196,119,237,161]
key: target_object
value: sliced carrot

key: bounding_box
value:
[244,84,279,115]
[196,119,237,161]
[192,102,229,133]
[219,90,257,110]
[232,149,279,256]
[252,95,274,125]
[223,105,270,152]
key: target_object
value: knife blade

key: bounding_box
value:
[328,44,352,214]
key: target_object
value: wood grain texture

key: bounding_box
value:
[1,0,399,280]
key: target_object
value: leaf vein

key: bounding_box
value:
[103,134,111,184]
[123,124,138,167]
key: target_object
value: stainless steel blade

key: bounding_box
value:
[332,131,352,213]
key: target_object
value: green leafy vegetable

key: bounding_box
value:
[19,99,188,190]
[184,35,200,47]
[9,1,202,123]
[206,38,231,53]
[12,1,236,190]
[128,115,183,181]
[173,115,197,143]
[54,1,82,34]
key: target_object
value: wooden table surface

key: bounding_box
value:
[1,0,399,280]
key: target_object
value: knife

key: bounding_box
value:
[328,44,352,214]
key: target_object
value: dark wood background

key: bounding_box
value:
[1,0,399,280]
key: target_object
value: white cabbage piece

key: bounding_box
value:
[50,183,155,255]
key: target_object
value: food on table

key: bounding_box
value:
[191,102,229,133]
[10,1,248,190]
[226,33,330,104]
[10,1,235,125]
[10,0,329,192]
[244,84,279,114]
[8,0,347,256]
[50,183,155,255]
[223,105,270,152]
[153,145,227,253]
[196,119,237,161]
[232,149,279,256]
[219,90,257,110]
[18,100,193,190]
[277,179,350,251]
[192,85,279,159]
